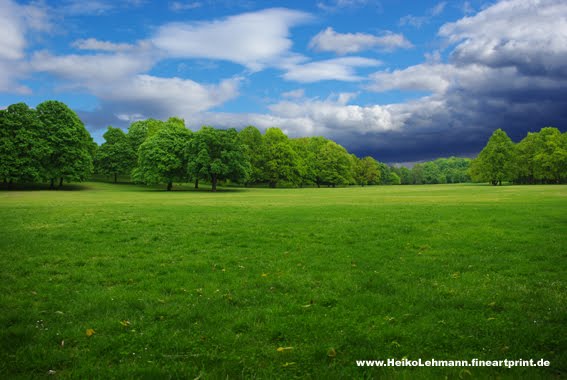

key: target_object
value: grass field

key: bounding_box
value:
[1,182,566,379]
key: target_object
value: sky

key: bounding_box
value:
[1,0,567,164]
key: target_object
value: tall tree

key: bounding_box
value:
[290,137,317,187]
[354,156,381,186]
[469,129,516,185]
[261,128,300,188]
[137,122,192,191]
[188,127,250,192]
[94,127,136,183]
[378,162,393,185]
[533,127,567,183]
[238,126,265,186]
[0,103,47,184]
[36,100,94,188]
[515,132,540,184]
[318,141,353,187]
[306,136,330,188]
[392,165,412,184]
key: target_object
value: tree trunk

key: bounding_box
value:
[211,174,217,192]
[59,177,64,188]
[332,183,336,188]
[167,181,173,191]
[269,181,276,188]
[50,178,55,190]
[114,173,117,183]
[499,180,502,186]
[194,178,199,189]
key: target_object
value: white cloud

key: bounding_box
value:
[0,0,26,61]
[0,0,50,93]
[399,1,448,28]
[317,0,378,12]
[369,64,460,93]
[153,8,312,71]
[282,57,381,83]
[430,2,447,16]
[71,38,145,52]
[186,93,407,140]
[31,51,155,85]
[309,27,412,54]
[169,1,202,11]
[439,0,567,77]
[100,75,241,118]
[282,89,305,99]
[0,0,50,60]
[62,0,114,15]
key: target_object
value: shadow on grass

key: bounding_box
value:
[0,183,92,191]
[141,186,249,193]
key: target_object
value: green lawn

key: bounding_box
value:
[1,182,566,379]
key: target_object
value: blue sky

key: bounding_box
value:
[1,0,566,163]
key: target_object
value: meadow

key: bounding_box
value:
[0,182,565,379]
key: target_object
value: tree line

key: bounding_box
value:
[470,128,567,185]
[94,118,473,190]
[1,101,564,190]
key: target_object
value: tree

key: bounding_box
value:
[421,161,445,184]
[290,137,317,187]
[388,171,401,185]
[515,132,540,184]
[94,127,136,183]
[354,156,381,186]
[238,126,265,186]
[0,103,48,184]
[433,157,471,183]
[533,127,567,183]
[260,128,300,188]
[187,127,250,192]
[317,140,353,187]
[392,165,412,184]
[36,100,94,188]
[378,162,393,184]
[306,136,330,188]
[137,122,192,191]
[469,129,516,185]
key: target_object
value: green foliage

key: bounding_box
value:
[377,162,393,185]
[94,127,137,182]
[388,171,401,185]
[187,126,250,192]
[136,121,192,190]
[532,127,567,183]
[36,100,94,187]
[354,156,381,186]
[470,129,516,185]
[238,126,265,185]
[317,140,353,187]
[392,165,412,184]
[289,137,317,187]
[515,132,539,184]
[433,157,471,183]
[0,103,47,183]
[304,136,329,187]
[261,128,300,188]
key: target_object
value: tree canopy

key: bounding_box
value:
[95,127,136,183]
[188,127,250,192]
[136,121,192,191]
[469,129,516,185]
